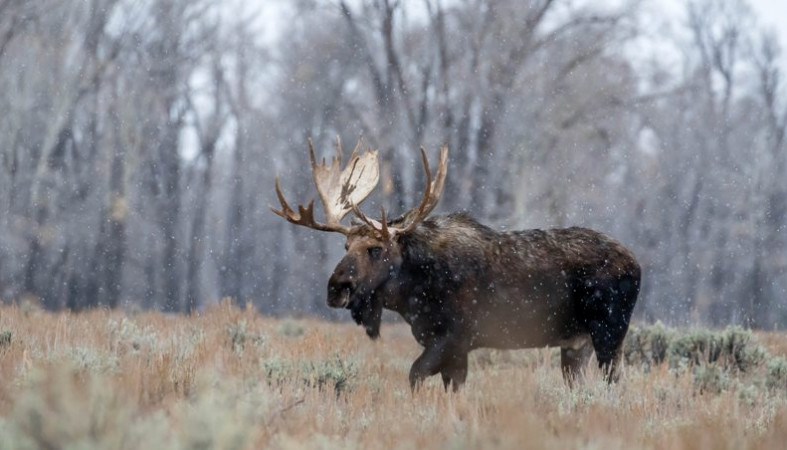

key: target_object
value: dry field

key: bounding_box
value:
[1,301,786,450]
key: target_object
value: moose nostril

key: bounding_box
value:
[332,267,353,281]
[329,281,352,294]
[327,281,353,307]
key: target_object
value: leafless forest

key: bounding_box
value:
[0,0,785,327]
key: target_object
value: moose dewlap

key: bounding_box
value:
[272,139,641,391]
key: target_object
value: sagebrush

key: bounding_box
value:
[0,303,786,449]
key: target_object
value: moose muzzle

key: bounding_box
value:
[327,278,353,308]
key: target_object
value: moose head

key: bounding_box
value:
[271,139,448,338]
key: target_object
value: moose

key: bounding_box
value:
[272,140,640,391]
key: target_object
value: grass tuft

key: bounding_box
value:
[261,354,358,396]
[0,330,11,349]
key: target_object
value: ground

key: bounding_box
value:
[0,301,786,449]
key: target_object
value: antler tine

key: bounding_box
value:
[308,138,319,168]
[271,177,296,219]
[379,206,389,239]
[349,202,391,239]
[395,145,449,234]
[413,147,434,217]
[308,139,315,164]
[270,176,351,234]
[351,203,384,235]
[335,135,343,163]
[349,135,363,160]
[430,145,449,205]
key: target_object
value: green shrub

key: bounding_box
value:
[0,330,11,349]
[767,356,787,391]
[625,324,767,373]
[226,320,265,354]
[624,322,675,371]
[106,318,157,354]
[623,323,782,395]
[693,364,730,394]
[261,355,358,396]
[276,317,306,338]
[667,327,766,372]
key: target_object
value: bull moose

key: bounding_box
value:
[271,140,641,391]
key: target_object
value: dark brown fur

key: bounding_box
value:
[327,212,640,391]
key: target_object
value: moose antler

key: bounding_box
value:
[391,145,449,234]
[271,138,379,234]
[348,145,448,238]
[272,140,448,238]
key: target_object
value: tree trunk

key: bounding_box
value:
[185,147,215,314]
[103,102,128,309]
[160,128,182,313]
[221,143,245,303]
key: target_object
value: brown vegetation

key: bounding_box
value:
[1,302,786,449]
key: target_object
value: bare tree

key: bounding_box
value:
[185,54,229,313]
[745,32,787,328]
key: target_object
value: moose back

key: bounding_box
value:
[272,140,640,391]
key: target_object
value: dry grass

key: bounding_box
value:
[1,301,786,449]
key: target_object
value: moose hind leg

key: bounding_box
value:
[588,321,627,382]
[440,352,468,392]
[561,337,592,386]
[587,276,638,383]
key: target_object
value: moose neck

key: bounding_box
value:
[378,265,411,318]
[381,225,465,322]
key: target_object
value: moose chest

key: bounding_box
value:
[400,294,454,347]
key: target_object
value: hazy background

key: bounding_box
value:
[0,0,785,328]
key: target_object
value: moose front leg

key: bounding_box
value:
[440,352,468,392]
[409,337,467,392]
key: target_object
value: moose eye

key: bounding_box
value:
[367,246,383,260]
